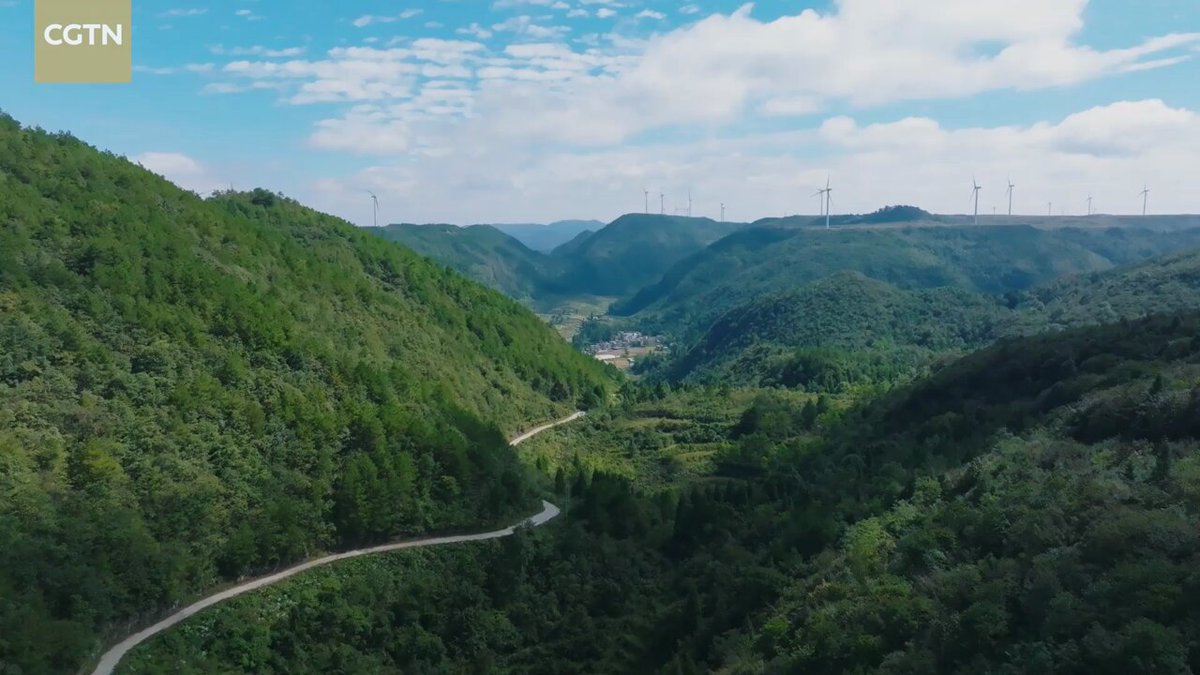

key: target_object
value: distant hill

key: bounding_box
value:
[1007,247,1200,334]
[615,225,1200,338]
[492,220,602,252]
[369,223,561,302]
[552,213,749,296]
[657,244,1200,389]
[752,205,944,229]
[666,272,1007,388]
[368,214,746,304]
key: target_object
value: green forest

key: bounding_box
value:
[123,313,1200,674]
[0,114,611,673]
[7,109,1200,675]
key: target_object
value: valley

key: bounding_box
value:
[5,114,1200,675]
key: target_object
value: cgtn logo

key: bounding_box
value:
[43,23,125,47]
[35,0,131,83]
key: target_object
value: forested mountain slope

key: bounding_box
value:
[0,113,611,673]
[368,223,563,302]
[659,246,1200,389]
[371,213,749,304]
[552,213,748,296]
[615,224,1200,338]
[125,313,1200,674]
[1009,247,1200,333]
[492,220,601,252]
[666,272,1007,387]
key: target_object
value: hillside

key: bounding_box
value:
[652,244,1200,389]
[492,220,601,252]
[371,213,750,305]
[615,224,1200,338]
[0,114,612,673]
[1009,247,1200,334]
[553,213,749,296]
[666,272,1007,388]
[368,223,562,302]
[124,313,1200,675]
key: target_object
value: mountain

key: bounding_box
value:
[752,204,946,229]
[666,272,1007,387]
[368,223,562,302]
[654,245,1200,389]
[552,213,749,296]
[1009,247,1200,333]
[0,113,612,673]
[614,224,1200,338]
[492,220,602,252]
[121,312,1200,675]
[372,213,750,303]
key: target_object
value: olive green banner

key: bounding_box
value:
[35,0,131,83]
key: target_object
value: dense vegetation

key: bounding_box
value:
[0,113,612,673]
[642,240,1200,390]
[14,110,1200,675]
[370,214,745,305]
[663,272,1006,388]
[369,223,564,304]
[492,220,600,252]
[127,313,1200,674]
[614,224,1200,338]
[550,214,747,297]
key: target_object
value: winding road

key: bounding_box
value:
[92,411,584,675]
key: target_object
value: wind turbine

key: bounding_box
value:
[1087,193,1093,217]
[643,188,649,214]
[1006,178,1015,216]
[1048,201,1053,217]
[720,202,726,222]
[659,191,665,215]
[368,191,380,228]
[687,188,693,218]
[812,177,832,229]
[1141,185,1150,217]
[970,177,981,225]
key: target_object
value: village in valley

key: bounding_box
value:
[585,331,666,370]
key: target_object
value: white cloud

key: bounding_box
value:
[596,8,617,19]
[352,9,422,28]
[158,8,206,18]
[457,22,494,39]
[133,152,225,194]
[491,15,570,39]
[192,1,1200,224]
[210,44,307,58]
[636,10,666,20]
[306,99,1200,224]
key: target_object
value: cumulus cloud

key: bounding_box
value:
[133,152,225,194]
[191,1,1199,223]
[306,100,1200,225]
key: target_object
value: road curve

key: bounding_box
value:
[92,411,583,675]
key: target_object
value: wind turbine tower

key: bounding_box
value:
[659,192,665,215]
[1141,185,1150,217]
[720,202,726,222]
[971,177,981,225]
[368,191,380,228]
[1087,193,1093,217]
[643,188,649,214]
[687,189,693,218]
[1006,178,1015,216]
[812,177,832,229]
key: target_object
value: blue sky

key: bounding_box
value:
[3,0,1198,224]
